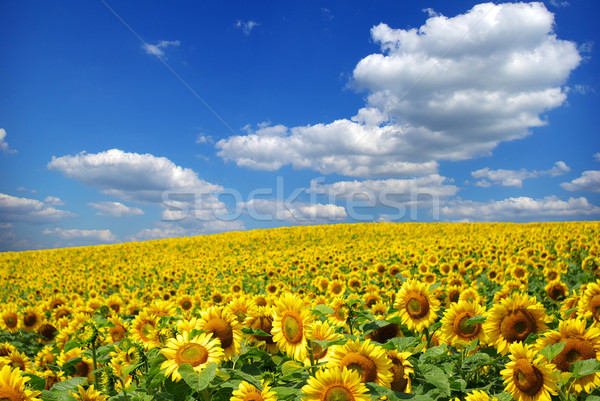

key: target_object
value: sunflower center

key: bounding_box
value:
[454,313,480,338]
[591,296,600,321]
[23,312,38,327]
[405,293,430,319]
[322,385,355,401]
[340,352,378,383]
[282,312,304,344]
[242,392,264,401]
[204,318,234,349]
[335,305,350,322]
[553,338,597,372]
[252,316,274,344]
[369,323,401,344]
[140,322,154,341]
[75,361,90,377]
[5,314,18,328]
[0,387,22,401]
[39,323,57,340]
[512,359,544,396]
[390,362,409,392]
[500,309,537,343]
[549,286,566,301]
[176,343,208,367]
[181,300,192,310]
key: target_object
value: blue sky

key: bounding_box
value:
[1,0,599,251]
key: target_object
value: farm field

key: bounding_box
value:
[1,221,600,401]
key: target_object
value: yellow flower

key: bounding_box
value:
[271,293,313,362]
[484,293,551,355]
[394,279,440,332]
[328,338,393,387]
[302,367,370,401]
[160,331,224,382]
[0,304,20,334]
[70,384,108,401]
[440,300,487,347]
[243,306,279,354]
[0,365,41,401]
[305,321,341,366]
[388,350,414,393]
[536,318,600,394]
[500,342,558,401]
[197,306,243,361]
[230,380,277,401]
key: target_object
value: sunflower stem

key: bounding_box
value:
[91,339,99,389]
[115,376,130,401]
[307,339,317,377]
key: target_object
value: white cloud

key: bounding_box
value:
[441,196,600,222]
[44,196,64,206]
[594,153,600,162]
[240,198,347,224]
[142,40,180,57]
[236,20,259,35]
[42,227,116,243]
[310,174,458,205]
[218,2,581,178]
[88,201,144,217]
[0,129,17,154]
[0,193,76,224]
[48,149,221,203]
[560,171,600,192]
[195,134,213,144]
[471,161,570,187]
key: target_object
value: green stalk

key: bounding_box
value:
[91,340,99,389]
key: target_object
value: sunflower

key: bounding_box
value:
[0,342,17,358]
[41,370,65,391]
[0,304,20,334]
[35,346,56,371]
[536,318,600,393]
[130,310,159,349]
[484,293,551,355]
[20,306,43,333]
[70,384,107,401]
[500,342,558,401]
[580,280,600,322]
[545,280,569,302]
[0,350,33,374]
[394,279,440,333]
[465,390,497,401]
[328,279,346,297]
[37,322,58,344]
[226,296,256,324]
[243,306,278,354]
[387,350,414,393]
[328,298,351,328]
[305,321,341,366]
[231,380,277,401]
[327,338,393,387]
[160,331,224,382]
[302,366,370,401]
[106,316,128,344]
[271,293,313,362]
[367,322,403,344]
[440,300,487,347]
[197,306,243,360]
[0,365,41,401]
[58,347,95,382]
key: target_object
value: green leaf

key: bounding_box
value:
[571,359,600,379]
[241,327,270,337]
[312,304,335,315]
[420,364,451,396]
[310,339,346,350]
[41,390,78,401]
[429,281,442,292]
[419,344,448,362]
[381,336,420,351]
[494,391,513,401]
[63,340,81,354]
[61,357,83,376]
[49,377,88,393]
[272,386,300,397]
[23,373,45,391]
[221,368,262,390]
[281,360,303,376]
[178,362,218,391]
[121,361,144,376]
[466,315,486,324]
[539,342,566,362]
[366,382,413,400]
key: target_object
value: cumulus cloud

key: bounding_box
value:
[471,161,570,187]
[440,196,600,222]
[236,20,259,35]
[88,201,144,217]
[560,171,600,192]
[594,153,600,162]
[142,40,180,57]
[48,149,222,203]
[0,193,76,224]
[42,227,116,243]
[0,129,17,154]
[240,198,347,224]
[44,196,65,206]
[217,2,581,178]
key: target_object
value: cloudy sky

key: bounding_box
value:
[1,0,599,251]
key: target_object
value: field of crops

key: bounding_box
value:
[1,222,600,401]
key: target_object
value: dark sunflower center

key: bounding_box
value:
[454,313,479,338]
[553,338,597,372]
[500,309,537,343]
[110,326,126,342]
[252,316,274,344]
[390,361,408,392]
[176,343,208,367]
[5,314,17,328]
[75,361,90,377]
[323,385,354,401]
[205,318,234,349]
[549,286,566,301]
[369,323,401,344]
[282,312,303,344]
[335,306,350,321]
[38,323,57,340]
[181,300,192,310]
[23,312,38,327]
[340,352,378,383]
[405,293,430,319]
[332,285,343,294]
[512,359,544,396]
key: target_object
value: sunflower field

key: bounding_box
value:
[1,222,600,401]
